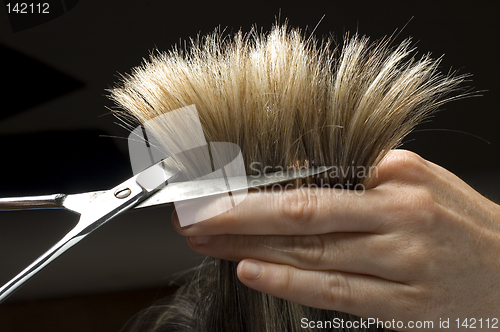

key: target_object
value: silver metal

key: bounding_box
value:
[114,187,132,199]
[0,157,183,215]
[0,164,331,303]
[0,193,66,211]
[0,158,179,304]
[0,191,103,215]
[0,167,332,213]
[137,166,332,209]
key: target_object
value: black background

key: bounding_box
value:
[1,1,499,199]
[0,1,499,331]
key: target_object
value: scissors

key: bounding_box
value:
[0,155,330,304]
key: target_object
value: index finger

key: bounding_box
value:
[172,185,395,236]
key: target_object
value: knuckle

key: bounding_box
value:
[397,284,441,317]
[231,235,251,257]
[408,188,435,212]
[390,150,426,168]
[291,235,327,266]
[381,150,429,182]
[391,187,437,228]
[391,234,437,281]
[322,273,353,308]
[400,188,437,230]
[277,267,295,295]
[395,239,428,277]
[277,188,317,228]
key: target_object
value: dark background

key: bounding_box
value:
[0,1,499,331]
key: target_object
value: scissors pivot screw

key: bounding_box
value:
[114,187,132,199]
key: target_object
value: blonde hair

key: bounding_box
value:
[111,24,464,331]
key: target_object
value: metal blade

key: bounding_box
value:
[136,166,331,209]
[61,166,331,213]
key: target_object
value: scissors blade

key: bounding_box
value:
[136,166,332,209]
[34,166,331,214]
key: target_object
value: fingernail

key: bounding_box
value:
[240,261,263,279]
[188,235,214,245]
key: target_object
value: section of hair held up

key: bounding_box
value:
[112,24,466,332]
[110,24,464,187]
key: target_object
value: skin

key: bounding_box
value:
[172,150,500,331]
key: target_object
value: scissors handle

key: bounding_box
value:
[0,178,146,304]
[0,194,66,211]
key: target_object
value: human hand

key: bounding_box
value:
[172,150,500,331]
